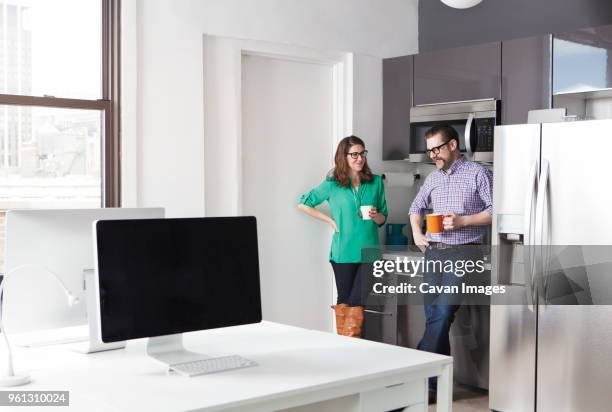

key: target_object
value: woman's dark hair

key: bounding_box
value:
[331,135,373,187]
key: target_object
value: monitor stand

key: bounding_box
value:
[146,333,210,366]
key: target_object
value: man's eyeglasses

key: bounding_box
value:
[347,150,368,159]
[425,141,449,156]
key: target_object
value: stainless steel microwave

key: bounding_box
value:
[408,99,500,163]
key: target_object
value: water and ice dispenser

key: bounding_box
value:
[494,214,527,287]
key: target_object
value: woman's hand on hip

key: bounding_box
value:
[298,204,339,232]
[329,219,340,233]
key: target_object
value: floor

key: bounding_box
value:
[428,384,489,412]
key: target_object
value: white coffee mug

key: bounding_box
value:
[360,205,374,220]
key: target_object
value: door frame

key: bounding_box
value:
[202,35,353,216]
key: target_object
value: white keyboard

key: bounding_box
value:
[170,355,257,377]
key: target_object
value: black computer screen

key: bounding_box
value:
[95,217,262,343]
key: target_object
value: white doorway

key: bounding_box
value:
[241,54,336,331]
[202,35,352,331]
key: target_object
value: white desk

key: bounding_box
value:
[13,322,452,411]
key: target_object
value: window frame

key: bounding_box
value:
[0,0,121,207]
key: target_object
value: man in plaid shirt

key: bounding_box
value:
[408,124,492,398]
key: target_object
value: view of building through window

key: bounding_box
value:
[0,0,107,271]
[0,106,102,209]
[0,0,101,99]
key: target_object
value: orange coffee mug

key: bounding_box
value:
[426,213,444,234]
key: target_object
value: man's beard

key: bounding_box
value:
[435,157,451,170]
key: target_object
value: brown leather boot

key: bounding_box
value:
[331,304,348,335]
[344,306,364,338]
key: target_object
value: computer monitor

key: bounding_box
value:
[93,217,262,370]
[4,208,165,335]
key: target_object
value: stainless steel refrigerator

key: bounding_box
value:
[490,119,612,412]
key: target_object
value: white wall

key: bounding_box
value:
[120,0,421,328]
[121,0,419,216]
[352,53,423,236]
[202,35,242,216]
[145,0,417,59]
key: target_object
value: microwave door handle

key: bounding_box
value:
[465,113,475,160]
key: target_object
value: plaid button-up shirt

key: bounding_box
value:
[409,157,493,245]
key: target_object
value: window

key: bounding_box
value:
[553,38,608,94]
[0,0,120,271]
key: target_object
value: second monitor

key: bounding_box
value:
[4,207,165,336]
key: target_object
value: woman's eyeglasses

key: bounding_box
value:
[425,141,449,156]
[346,150,368,159]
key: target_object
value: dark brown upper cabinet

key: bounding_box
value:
[413,41,502,106]
[501,35,552,125]
[382,55,413,160]
[553,24,612,94]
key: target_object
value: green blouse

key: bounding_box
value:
[299,174,388,263]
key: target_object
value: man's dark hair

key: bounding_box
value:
[424,125,459,145]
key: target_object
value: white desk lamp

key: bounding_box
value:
[0,264,79,387]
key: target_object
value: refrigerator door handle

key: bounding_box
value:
[535,159,551,304]
[523,161,538,309]
[465,113,475,160]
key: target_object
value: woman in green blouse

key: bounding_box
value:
[298,135,388,338]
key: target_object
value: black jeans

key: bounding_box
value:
[330,262,372,307]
